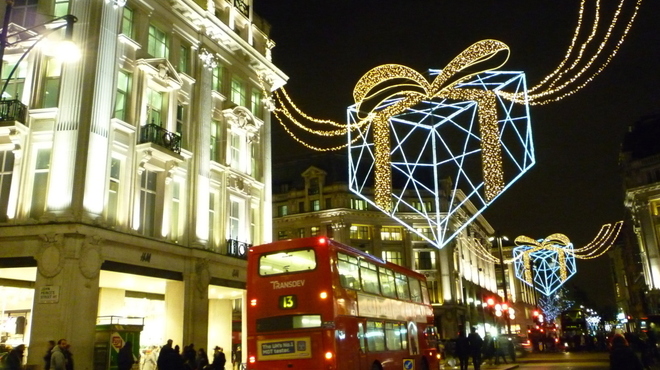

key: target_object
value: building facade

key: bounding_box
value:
[0,0,285,367]
[620,113,660,317]
[271,155,537,339]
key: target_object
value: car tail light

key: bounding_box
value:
[249,356,256,363]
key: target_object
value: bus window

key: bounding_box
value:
[421,280,430,304]
[337,253,361,290]
[399,323,408,350]
[358,322,366,352]
[409,278,422,302]
[259,248,316,275]
[256,314,322,332]
[385,322,402,350]
[395,273,411,300]
[379,267,397,298]
[360,260,380,294]
[366,321,385,351]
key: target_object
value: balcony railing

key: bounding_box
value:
[139,123,181,154]
[226,238,250,260]
[0,99,27,124]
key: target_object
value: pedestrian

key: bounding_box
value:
[118,341,135,370]
[212,347,226,370]
[507,337,516,362]
[455,327,470,370]
[494,336,508,365]
[157,340,174,370]
[50,339,68,370]
[231,347,241,370]
[195,348,209,370]
[44,341,56,370]
[63,343,74,370]
[467,327,483,370]
[610,334,644,370]
[482,334,495,365]
[5,344,25,370]
[141,347,157,370]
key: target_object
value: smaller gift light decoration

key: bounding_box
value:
[513,221,623,297]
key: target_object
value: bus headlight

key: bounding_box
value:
[249,356,256,363]
[324,351,333,360]
[320,291,328,299]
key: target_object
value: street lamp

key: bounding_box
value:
[0,0,78,100]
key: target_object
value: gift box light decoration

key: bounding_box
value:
[347,40,534,248]
[512,221,623,297]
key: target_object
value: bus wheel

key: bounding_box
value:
[420,357,429,370]
[370,361,383,370]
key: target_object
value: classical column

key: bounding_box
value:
[28,234,102,370]
[165,280,185,347]
[182,258,211,350]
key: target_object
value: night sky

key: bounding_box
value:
[253,0,660,312]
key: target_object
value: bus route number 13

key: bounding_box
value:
[279,295,297,309]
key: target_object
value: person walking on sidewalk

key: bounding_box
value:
[467,327,484,370]
[455,327,470,370]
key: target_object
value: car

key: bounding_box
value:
[498,334,531,358]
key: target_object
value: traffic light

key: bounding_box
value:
[533,309,544,325]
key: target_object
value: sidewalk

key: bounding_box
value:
[439,360,519,370]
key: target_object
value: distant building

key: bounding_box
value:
[272,153,536,338]
[0,0,285,366]
[620,113,660,318]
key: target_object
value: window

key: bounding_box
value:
[230,77,246,106]
[385,322,403,350]
[350,225,370,240]
[250,89,261,116]
[409,278,423,303]
[381,226,402,241]
[360,260,379,294]
[176,104,185,137]
[230,132,241,169]
[411,227,433,241]
[171,181,181,242]
[308,178,320,195]
[382,250,403,266]
[651,199,660,216]
[394,273,410,300]
[258,248,316,275]
[310,226,319,236]
[229,199,240,239]
[138,170,158,237]
[415,250,436,270]
[0,151,15,222]
[412,200,433,212]
[256,315,321,332]
[209,192,216,245]
[146,88,164,125]
[42,57,62,108]
[106,157,121,225]
[351,198,367,210]
[53,0,68,17]
[114,70,132,120]
[277,230,288,240]
[1,59,27,100]
[366,321,385,352]
[121,7,134,38]
[10,0,37,28]
[310,199,320,212]
[250,207,256,244]
[31,148,51,218]
[277,205,288,217]
[325,198,331,209]
[178,44,190,74]
[148,24,169,58]
[210,120,219,161]
[297,228,305,238]
[378,267,397,298]
[212,65,223,92]
[337,253,361,290]
[298,201,304,212]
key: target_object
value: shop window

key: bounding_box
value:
[350,225,370,240]
[114,70,132,121]
[231,77,246,106]
[31,147,51,218]
[138,170,158,237]
[0,150,14,222]
[121,7,134,38]
[42,57,61,108]
[381,226,402,241]
[148,24,169,59]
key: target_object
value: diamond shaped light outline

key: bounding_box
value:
[347,71,535,248]
[513,243,577,297]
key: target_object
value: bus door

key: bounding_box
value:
[357,321,368,369]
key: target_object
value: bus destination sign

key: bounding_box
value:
[279,295,297,309]
[257,337,312,361]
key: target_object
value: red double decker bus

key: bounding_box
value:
[246,237,439,370]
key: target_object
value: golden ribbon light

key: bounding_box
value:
[353,39,511,212]
[514,233,572,286]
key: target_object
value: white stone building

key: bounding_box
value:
[0,0,285,367]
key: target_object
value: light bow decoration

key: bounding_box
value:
[347,40,534,247]
[512,221,623,297]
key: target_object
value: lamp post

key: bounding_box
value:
[490,232,511,334]
[0,0,78,100]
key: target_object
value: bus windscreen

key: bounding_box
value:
[258,248,316,275]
